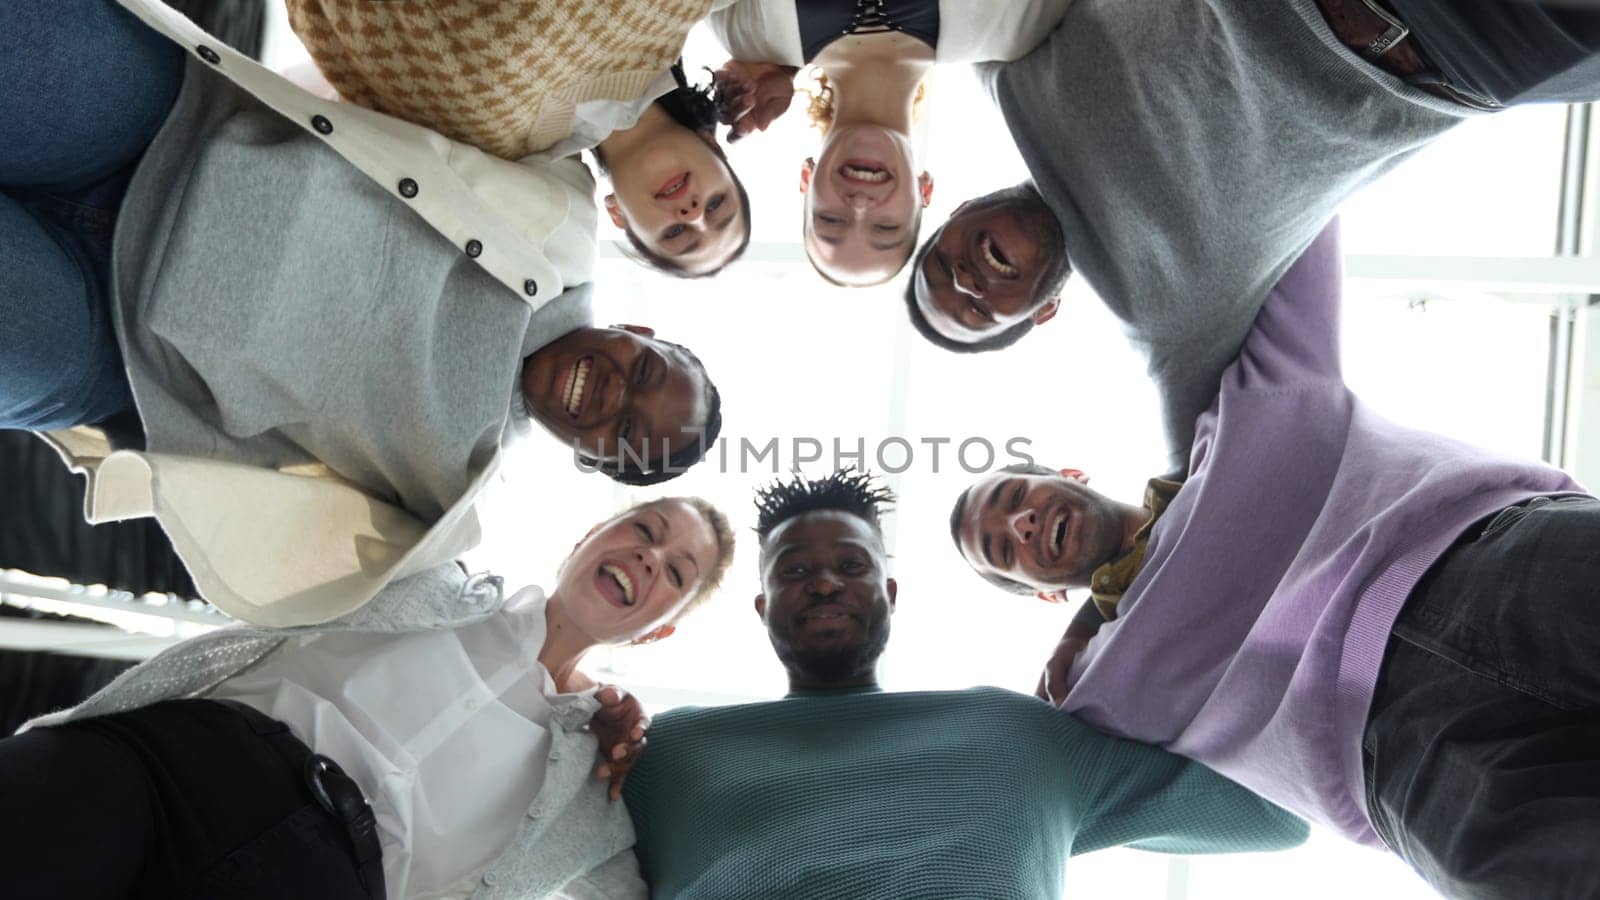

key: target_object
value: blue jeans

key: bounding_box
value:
[1363,495,1600,900]
[0,0,183,430]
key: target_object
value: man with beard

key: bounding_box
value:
[907,0,1600,474]
[623,469,1307,899]
[950,225,1598,900]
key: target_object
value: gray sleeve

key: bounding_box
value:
[1139,308,1260,478]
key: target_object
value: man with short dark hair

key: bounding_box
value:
[950,225,1599,900]
[910,0,1600,474]
[624,469,1308,899]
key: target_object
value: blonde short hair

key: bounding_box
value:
[802,68,929,134]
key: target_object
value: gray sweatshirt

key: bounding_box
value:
[983,0,1472,474]
[112,62,593,522]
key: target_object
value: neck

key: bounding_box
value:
[1117,501,1154,554]
[815,52,929,135]
[597,105,677,171]
[539,592,597,693]
[787,667,880,694]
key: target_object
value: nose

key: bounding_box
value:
[1007,508,1037,544]
[634,546,661,579]
[952,260,985,300]
[675,196,704,224]
[807,571,844,597]
[845,192,872,212]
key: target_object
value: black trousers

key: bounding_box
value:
[0,699,377,900]
[1363,495,1600,900]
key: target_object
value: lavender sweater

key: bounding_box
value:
[1063,224,1585,846]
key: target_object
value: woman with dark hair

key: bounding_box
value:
[288,2,752,277]
[592,63,753,279]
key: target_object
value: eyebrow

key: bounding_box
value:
[870,234,912,252]
[672,239,703,257]
[771,539,872,565]
[981,533,995,567]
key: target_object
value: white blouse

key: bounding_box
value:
[210,587,611,899]
[710,0,1075,65]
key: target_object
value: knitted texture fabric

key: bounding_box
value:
[624,686,1308,899]
[286,0,713,159]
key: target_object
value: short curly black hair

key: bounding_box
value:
[754,469,896,544]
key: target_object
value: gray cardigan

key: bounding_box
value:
[23,564,638,900]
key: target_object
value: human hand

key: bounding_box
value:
[1034,633,1090,708]
[589,686,650,801]
[712,60,798,142]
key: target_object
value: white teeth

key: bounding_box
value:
[658,175,686,197]
[601,563,635,605]
[981,235,1018,276]
[841,165,889,183]
[563,358,592,416]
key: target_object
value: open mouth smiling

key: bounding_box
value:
[979,233,1018,277]
[839,160,892,184]
[562,357,593,418]
[1047,508,1070,562]
[599,562,637,607]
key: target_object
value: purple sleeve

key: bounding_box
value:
[1231,222,1345,388]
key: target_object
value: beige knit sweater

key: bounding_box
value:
[287,0,714,160]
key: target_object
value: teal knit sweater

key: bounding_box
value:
[625,686,1308,899]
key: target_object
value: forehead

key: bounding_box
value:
[762,510,884,561]
[597,500,712,546]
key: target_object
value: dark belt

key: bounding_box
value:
[212,700,387,900]
[1312,0,1501,110]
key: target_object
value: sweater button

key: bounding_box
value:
[196,45,221,65]
[523,279,538,296]
[398,177,419,198]
[311,114,333,135]
[482,871,498,887]
[465,239,483,258]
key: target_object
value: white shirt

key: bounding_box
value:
[212,587,576,899]
[41,0,599,628]
[710,0,1076,65]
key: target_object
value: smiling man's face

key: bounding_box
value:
[756,510,897,688]
[913,187,1067,346]
[954,471,1127,593]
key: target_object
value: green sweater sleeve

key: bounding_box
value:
[1067,726,1310,856]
